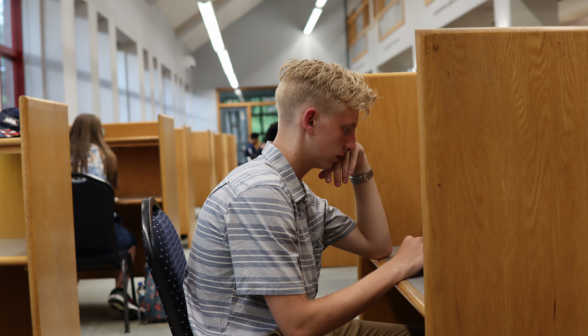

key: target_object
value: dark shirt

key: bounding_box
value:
[245,142,260,160]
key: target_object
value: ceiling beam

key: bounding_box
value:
[175,0,231,38]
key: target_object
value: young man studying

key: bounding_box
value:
[184,59,424,336]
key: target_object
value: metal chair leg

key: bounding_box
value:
[122,257,130,333]
[128,255,139,319]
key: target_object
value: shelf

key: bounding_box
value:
[0,138,21,154]
[116,196,163,205]
[0,238,27,266]
[105,135,159,148]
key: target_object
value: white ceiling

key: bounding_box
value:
[150,0,268,52]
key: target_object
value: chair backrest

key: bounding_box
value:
[71,173,119,260]
[141,197,192,336]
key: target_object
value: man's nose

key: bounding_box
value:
[345,134,356,152]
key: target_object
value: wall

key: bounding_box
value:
[21,0,191,125]
[189,0,348,132]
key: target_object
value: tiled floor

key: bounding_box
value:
[78,251,357,335]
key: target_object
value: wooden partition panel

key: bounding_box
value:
[214,133,229,184]
[354,73,423,325]
[359,73,422,244]
[0,154,25,239]
[20,96,81,335]
[158,115,181,233]
[227,134,238,171]
[303,170,357,267]
[417,27,588,335]
[176,127,196,236]
[192,130,217,207]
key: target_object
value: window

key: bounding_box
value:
[374,0,405,41]
[0,0,24,109]
[347,0,369,63]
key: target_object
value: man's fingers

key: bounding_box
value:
[342,151,351,184]
[333,159,342,187]
[348,147,359,175]
[324,168,333,183]
[318,170,325,179]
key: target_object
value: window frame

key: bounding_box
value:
[347,0,370,63]
[374,0,405,42]
[0,0,24,109]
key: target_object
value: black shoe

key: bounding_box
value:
[108,288,139,312]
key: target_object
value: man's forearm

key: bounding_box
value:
[266,259,404,336]
[353,161,392,258]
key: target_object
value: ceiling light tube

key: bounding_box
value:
[303,8,323,35]
[217,49,234,75]
[198,1,225,52]
[227,72,239,89]
[316,0,327,8]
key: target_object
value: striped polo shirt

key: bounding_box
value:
[184,143,356,335]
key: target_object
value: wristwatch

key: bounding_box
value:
[349,168,374,185]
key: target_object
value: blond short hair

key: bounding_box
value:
[275,59,377,124]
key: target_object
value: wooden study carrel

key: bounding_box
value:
[0,97,81,335]
[102,116,180,276]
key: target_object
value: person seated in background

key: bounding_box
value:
[70,114,139,314]
[260,121,278,150]
[184,59,424,336]
[245,132,261,161]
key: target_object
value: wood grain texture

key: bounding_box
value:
[103,121,159,138]
[158,115,181,233]
[358,73,422,246]
[0,154,25,239]
[175,127,196,236]
[112,146,162,198]
[215,133,230,184]
[192,130,217,208]
[303,169,357,267]
[416,27,588,336]
[227,134,238,171]
[354,73,423,324]
[19,96,81,335]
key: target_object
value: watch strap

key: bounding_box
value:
[350,168,373,185]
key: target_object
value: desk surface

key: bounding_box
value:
[0,238,27,265]
[371,246,425,316]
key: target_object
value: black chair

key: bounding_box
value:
[71,173,137,333]
[141,197,193,336]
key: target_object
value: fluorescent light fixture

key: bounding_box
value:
[235,89,245,102]
[227,72,239,89]
[198,1,241,89]
[198,1,225,52]
[316,0,327,8]
[217,49,234,75]
[303,8,323,35]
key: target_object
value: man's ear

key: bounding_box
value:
[302,108,317,135]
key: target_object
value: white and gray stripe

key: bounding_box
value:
[184,143,356,336]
